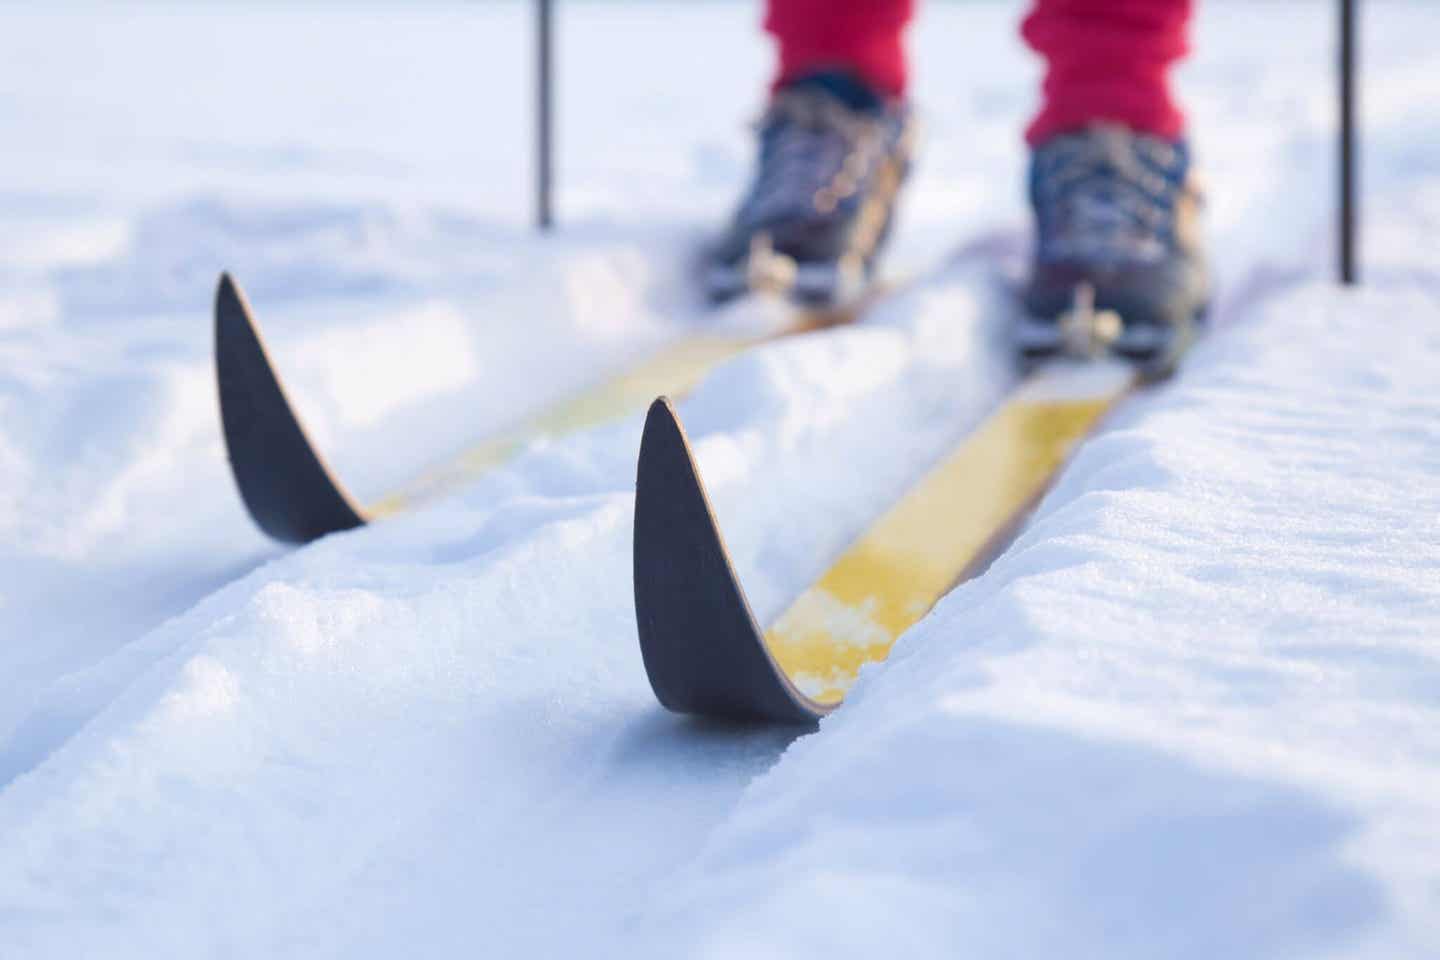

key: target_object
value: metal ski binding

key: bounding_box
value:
[745,231,799,295]
[1058,282,1124,358]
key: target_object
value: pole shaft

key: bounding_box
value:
[1340,0,1357,284]
[537,0,554,231]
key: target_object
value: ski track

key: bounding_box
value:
[639,281,1440,959]
[2,2,1438,957]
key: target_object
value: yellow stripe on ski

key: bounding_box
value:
[367,334,769,517]
[765,361,1135,703]
[365,288,887,519]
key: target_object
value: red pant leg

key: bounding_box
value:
[765,0,915,98]
[1022,0,1194,144]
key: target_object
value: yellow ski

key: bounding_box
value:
[632,358,1140,723]
[216,273,861,544]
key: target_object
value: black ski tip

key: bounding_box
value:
[214,272,367,544]
[633,397,831,725]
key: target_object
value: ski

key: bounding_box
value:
[633,331,1180,723]
[215,272,875,544]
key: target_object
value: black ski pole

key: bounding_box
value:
[1340,0,1358,285]
[537,0,555,231]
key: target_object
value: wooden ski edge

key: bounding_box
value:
[632,397,833,724]
[214,272,369,544]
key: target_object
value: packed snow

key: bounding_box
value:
[2,2,1438,957]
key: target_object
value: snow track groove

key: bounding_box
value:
[633,281,1440,959]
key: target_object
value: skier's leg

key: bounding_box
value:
[1018,0,1210,365]
[704,0,918,306]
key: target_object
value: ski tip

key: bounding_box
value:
[641,395,681,443]
[633,397,829,725]
[217,269,238,300]
[215,271,249,327]
[213,271,367,544]
[639,397,690,486]
[635,397,693,528]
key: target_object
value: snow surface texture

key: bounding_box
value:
[2,2,1438,957]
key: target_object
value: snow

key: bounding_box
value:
[2,1,1438,957]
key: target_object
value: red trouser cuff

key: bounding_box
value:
[762,0,1192,143]
[765,0,915,99]
[1022,0,1193,145]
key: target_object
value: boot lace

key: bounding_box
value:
[743,90,884,226]
[1034,125,1185,267]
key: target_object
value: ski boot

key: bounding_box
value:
[1018,124,1210,375]
[705,71,916,308]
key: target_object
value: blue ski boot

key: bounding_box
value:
[1019,124,1210,372]
[706,71,916,307]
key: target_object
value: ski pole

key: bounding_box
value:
[1340,0,1358,285]
[537,0,555,231]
